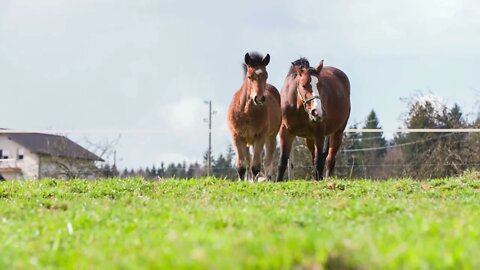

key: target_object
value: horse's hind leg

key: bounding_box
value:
[264,135,277,181]
[233,136,248,180]
[313,135,327,180]
[305,138,316,179]
[325,130,343,178]
[277,126,295,182]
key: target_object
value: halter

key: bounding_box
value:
[296,82,321,112]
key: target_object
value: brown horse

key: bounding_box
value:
[227,52,282,181]
[277,58,350,181]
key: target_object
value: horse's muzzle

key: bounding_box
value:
[253,96,266,106]
[309,109,325,122]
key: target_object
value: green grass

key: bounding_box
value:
[1,174,479,269]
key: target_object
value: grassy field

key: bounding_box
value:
[1,174,479,269]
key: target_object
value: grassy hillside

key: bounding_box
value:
[1,175,479,269]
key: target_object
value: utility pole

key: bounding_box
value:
[204,100,215,177]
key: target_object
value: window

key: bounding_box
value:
[18,148,24,160]
[2,150,9,159]
[0,150,2,159]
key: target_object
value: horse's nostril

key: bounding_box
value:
[311,109,317,116]
[254,96,266,105]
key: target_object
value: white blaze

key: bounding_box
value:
[251,69,265,101]
[310,76,323,117]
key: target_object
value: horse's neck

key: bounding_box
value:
[285,78,299,106]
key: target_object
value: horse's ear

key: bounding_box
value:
[292,62,303,75]
[262,54,270,66]
[244,53,252,66]
[316,60,324,74]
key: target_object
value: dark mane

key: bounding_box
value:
[307,68,317,75]
[242,51,266,74]
[287,57,310,76]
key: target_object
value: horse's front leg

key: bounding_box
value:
[264,135,277,181]
[232,136,248,180]
[245,146,252,180]
[251,137,266,181]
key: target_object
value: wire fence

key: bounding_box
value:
[2,128,479,179]
[1,128,480,134]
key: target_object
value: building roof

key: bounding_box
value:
[1,131,103,161]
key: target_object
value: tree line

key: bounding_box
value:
[108,94,479,180]
[102,145,238,179]
[337,95,479,179]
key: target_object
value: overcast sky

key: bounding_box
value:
[1,0,479,169]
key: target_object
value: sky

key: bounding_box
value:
[1,0,479,169]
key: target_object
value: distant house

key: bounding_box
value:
[0,130,103,180]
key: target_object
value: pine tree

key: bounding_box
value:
[137,167,146,178]
[225,145,235,169]
[122,168,129,178]
[149,164,157,178]
[164,163,177,178]
[357,110,387,178]
[158,162,165,177]
[337,123,363,178]
[177,162,187,178]
[145,166,151,178]
[203,150,215,176]
[101,163,112,178]
[223,145,238,179]
[187,162,204,178]
[111,164,119,178]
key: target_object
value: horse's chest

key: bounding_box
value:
[284,112,322,138]
[233,113,266,142]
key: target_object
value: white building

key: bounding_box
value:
[0,130,103,180]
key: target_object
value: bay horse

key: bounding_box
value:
[227,52,281,181]
[277,58,350,181]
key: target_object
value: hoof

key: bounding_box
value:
[257,176,267,182]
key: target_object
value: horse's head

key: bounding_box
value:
[243,52,270,106]
[292,59,325,122]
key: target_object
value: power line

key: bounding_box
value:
[342,133,457,153]
[346,128,480,133]
[290,163,480,168]
[0,128,223,134]
[343,135,386,142]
